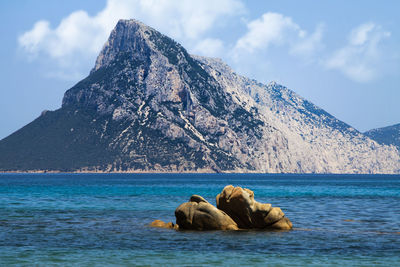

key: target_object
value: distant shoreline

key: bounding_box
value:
[0,171,214,174]
[1,170,400,175]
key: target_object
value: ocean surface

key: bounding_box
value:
[0,173,399,266]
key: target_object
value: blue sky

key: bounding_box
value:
[1,0,399,140]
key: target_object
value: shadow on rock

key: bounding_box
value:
[217,185,292,230]
[150,185,292,231]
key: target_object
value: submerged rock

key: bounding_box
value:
[216,185,292,230]
[175,195,239,230]
[149,219,179,230]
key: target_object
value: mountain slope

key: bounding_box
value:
[365,123,400,150]
[0,19,399,173]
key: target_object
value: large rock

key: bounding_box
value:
[175,195,239,230]
[216,185,292,230]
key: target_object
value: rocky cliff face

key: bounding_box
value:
[1,19,399,173]
[193,56,400,173]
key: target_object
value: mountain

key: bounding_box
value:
[0,19,399,173]
[365,123,400,150]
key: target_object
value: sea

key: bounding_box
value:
[0,173,399,266]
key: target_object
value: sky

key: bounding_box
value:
[0,0,399,140]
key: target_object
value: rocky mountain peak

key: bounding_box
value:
[63,18,229,121]
[92,19,187,73]
[1,19,399,173]
[93,19,152,71]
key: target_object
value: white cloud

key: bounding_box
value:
[192,38,225,57]
[290,24,324,58]
[233,12,323,59]
[134,0,243,40]
[235,13,300,52]
[19,3,393,86]
[19,21,51,57]
[325,22,391,83]
[18,0,244,80]
[349,23,375,46]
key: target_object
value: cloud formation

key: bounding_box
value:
[192,38,225,57]
[324,23,391,83]
[18,2,392,84]
[233,12,323,59]
[18,0,243,80]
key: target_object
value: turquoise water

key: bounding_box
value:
[0,173,399,266]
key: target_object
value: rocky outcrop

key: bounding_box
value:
[216,185,292,230]
[175,195,239,230]
[151,186,292,231]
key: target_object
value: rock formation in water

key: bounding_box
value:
[175,195,239,230]
[216,185,292,230]
[150,186,292,231]
[0,19,399,173]
[149,219,178,230]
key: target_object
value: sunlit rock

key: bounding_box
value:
[175,195,239,230]
[216,185,292,230]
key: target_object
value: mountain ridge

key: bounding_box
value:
[1,19,399,173]
[365,123,400,151]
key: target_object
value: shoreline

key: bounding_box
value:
[0,170,217,174]
[1,170,400,175]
